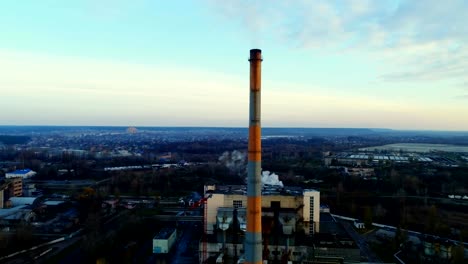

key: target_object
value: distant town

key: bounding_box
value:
[0,126,467,263]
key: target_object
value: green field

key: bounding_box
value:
[360,143,468,153]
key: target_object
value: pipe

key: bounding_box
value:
[246,48,263,264]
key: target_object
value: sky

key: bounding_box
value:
[0,0,467,130]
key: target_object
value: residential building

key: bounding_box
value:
[11,177,22,197]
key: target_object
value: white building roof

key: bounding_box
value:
[6,169,36,178]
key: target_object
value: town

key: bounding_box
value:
[0,126,467,263]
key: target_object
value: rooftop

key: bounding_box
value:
[0,205,31,218]
[8,169,33,175]
[43,200,66,206]
[208,185,314,196]
[9,197,40,207]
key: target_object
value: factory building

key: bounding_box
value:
[205,185,320,236]
[201,185,361,263]
[201,184,328,263]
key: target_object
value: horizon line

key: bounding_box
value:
[1,125,468,133]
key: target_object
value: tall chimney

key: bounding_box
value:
[246,49,263,264]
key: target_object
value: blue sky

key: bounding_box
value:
[0,0,467,130]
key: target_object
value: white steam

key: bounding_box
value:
[261,171,284,187]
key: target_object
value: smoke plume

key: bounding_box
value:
[218,150,247,176]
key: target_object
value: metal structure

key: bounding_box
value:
[192,194,212,263]
[203,197,208,263]
[246,49,263,264]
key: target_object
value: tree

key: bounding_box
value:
[336,182,344,206]
[426,205,439,233]
[394,225,408,250]
[0,231,10,250]
[452,244,465,264]
[363,206,373,229]
[390,168,402,190]
[15,221,33,245]
[113,186,121,199]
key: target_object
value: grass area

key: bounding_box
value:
[360,143,468,153]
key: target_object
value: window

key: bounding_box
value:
[233,200,243,208]
[309,196,315,234]
[271,201,281,208]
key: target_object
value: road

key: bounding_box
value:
[170,222,198,264]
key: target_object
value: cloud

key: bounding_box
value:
[378,0,468,44]
[205,0,468,83]
[378,41,468,82]
[205,0,395,49]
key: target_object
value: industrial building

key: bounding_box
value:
[200,184,359,263]
[323,152,445,167]
[153,227,177,254]
[0,197,39,224]
[204,185,320,236]
[201,184,359,263]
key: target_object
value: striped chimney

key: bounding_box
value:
[246,49,263,264]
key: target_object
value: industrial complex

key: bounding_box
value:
[199,184,360,263]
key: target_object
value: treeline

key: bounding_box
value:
[0,135,31,145]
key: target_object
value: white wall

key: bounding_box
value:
[303,190,320,234]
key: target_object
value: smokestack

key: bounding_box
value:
[246,48,263,264]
